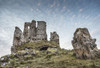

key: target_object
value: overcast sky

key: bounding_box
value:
[0,0,100,57]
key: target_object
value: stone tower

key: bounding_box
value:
[50,32,59,44]
[36,21,47,40]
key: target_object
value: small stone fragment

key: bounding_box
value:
[50,32,59,44]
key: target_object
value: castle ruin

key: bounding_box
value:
[23,20,47,43]
[11,20,59,53]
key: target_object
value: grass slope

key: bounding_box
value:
[0,41,100,68]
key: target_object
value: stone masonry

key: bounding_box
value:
[23,20,37,42]
[13,26,24,46]
[13,20,47,46]
[36,21,47,40]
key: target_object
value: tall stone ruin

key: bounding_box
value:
[13,20,47,46]
[13,27,24,46]
[11,27,24,53]
[72,28,100,59]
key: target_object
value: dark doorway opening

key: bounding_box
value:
[40,46,49,51]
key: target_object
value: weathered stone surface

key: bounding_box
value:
[30,20,37,41]
[50,32,59,44]
[72,28,100,59]
[13,27,24,46]
[23,20,47,42]
[23,22,31,42]
[12,27,24,53]
[36,21,47,40]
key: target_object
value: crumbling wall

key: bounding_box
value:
[12,20,48,47]
[23,22,31,42]
[23,20,37,42]
[29,20,37,41]
[12,26,24,53]
[36,21,47,40]
[50,32,59,44]
[13,26,24,46]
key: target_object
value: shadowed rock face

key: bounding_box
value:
[72,28,100,59]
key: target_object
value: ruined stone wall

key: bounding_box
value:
[23,22,31,42]
[36,21,47,40]
[12,26,24,53]
[13,27,24,46]
[23,20,37,42]
[29,20,37,41]
[50,32,59,44]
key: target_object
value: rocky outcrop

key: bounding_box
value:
[72,28,100,59]
[50,32,59,44]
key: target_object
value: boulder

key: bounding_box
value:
[72,28,100,59]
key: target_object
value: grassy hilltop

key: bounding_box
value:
[0,41,100,68]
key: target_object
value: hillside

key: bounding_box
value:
[0,41,100,68]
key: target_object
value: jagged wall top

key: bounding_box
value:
[13,20,47,46]
[11,20,60,53]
